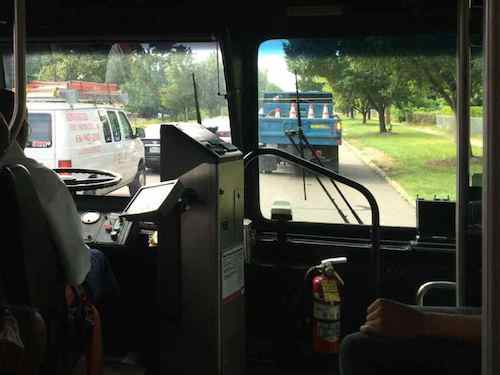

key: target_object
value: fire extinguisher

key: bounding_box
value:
[310,257,347,354]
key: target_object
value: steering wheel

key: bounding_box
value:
[53,168,122,192]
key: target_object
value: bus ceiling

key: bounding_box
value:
[0,1,482,39]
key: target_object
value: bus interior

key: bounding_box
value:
[0,0,498,374]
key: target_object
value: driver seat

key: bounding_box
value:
[0,107,70,374]
[0,92,99,374]
[0,161,66,374]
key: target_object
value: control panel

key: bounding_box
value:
[80,211,133,246]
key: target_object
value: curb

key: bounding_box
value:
[343,140,416,208]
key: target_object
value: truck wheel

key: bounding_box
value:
[129,162,147,196]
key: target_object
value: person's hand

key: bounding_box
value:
[360,298,427,338]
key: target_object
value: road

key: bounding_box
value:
[259,143,416,226]
[113,143,416,227]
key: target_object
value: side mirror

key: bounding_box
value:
[206,126,218,134]
[134,127,145,138]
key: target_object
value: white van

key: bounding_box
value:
[25,101,146,195]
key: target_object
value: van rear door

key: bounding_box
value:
[25,112,56,168]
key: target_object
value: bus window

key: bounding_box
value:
[2,41,228,197]
[257,36,470,228]
[469,45,483,200]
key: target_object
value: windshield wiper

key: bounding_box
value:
[289,71,363,225]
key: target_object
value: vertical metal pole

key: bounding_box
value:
[10,0,26,142]
[483,0,500,373]
[456,0,470,308]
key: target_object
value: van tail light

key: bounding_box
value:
[58,160,72,168]
[57,160,72,175]
[57,160,72,176]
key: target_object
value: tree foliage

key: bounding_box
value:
[286,46,416,132]
[35,52,107,82]
[284,37,483,133]
[26,44,230,122]
[120,52,165,118]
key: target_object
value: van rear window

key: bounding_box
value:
[27,113,52,148]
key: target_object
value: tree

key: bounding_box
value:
[160,51,197,121]
[397,54,482,115]
[37,52,107,82]
[348,56,418,132]
[121,52,165,118]
[193,53,228,118]
[286,42,417,132]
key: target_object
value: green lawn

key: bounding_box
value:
[342,119,483,201]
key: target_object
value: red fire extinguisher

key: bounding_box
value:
[311,257,347,354]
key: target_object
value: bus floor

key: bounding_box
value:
[101,368,337,375]
[101,361,339,375]
[247,358,339,375]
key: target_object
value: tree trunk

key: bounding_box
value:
[362,111,367,124]
[368,110,371,120]
[378,107,387,133]
[350,108,355,119]
[385,106,391,125]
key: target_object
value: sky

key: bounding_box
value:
[189,42,218,62]
[258,39,295,91]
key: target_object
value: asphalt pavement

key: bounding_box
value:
[259,143,416,227]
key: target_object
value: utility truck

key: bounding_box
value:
[258,91,342,173]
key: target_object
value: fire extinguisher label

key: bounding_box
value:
[317,321,340,342]
[321,279,340,303]
[313,301,340,320]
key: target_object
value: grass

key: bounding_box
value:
[342,119,483,201]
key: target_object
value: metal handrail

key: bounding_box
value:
[244,147,381,297]
[416,281,456,307]
[10,0,27,143]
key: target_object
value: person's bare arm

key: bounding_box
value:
[424,310,481,344]
[360,298,481,344]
